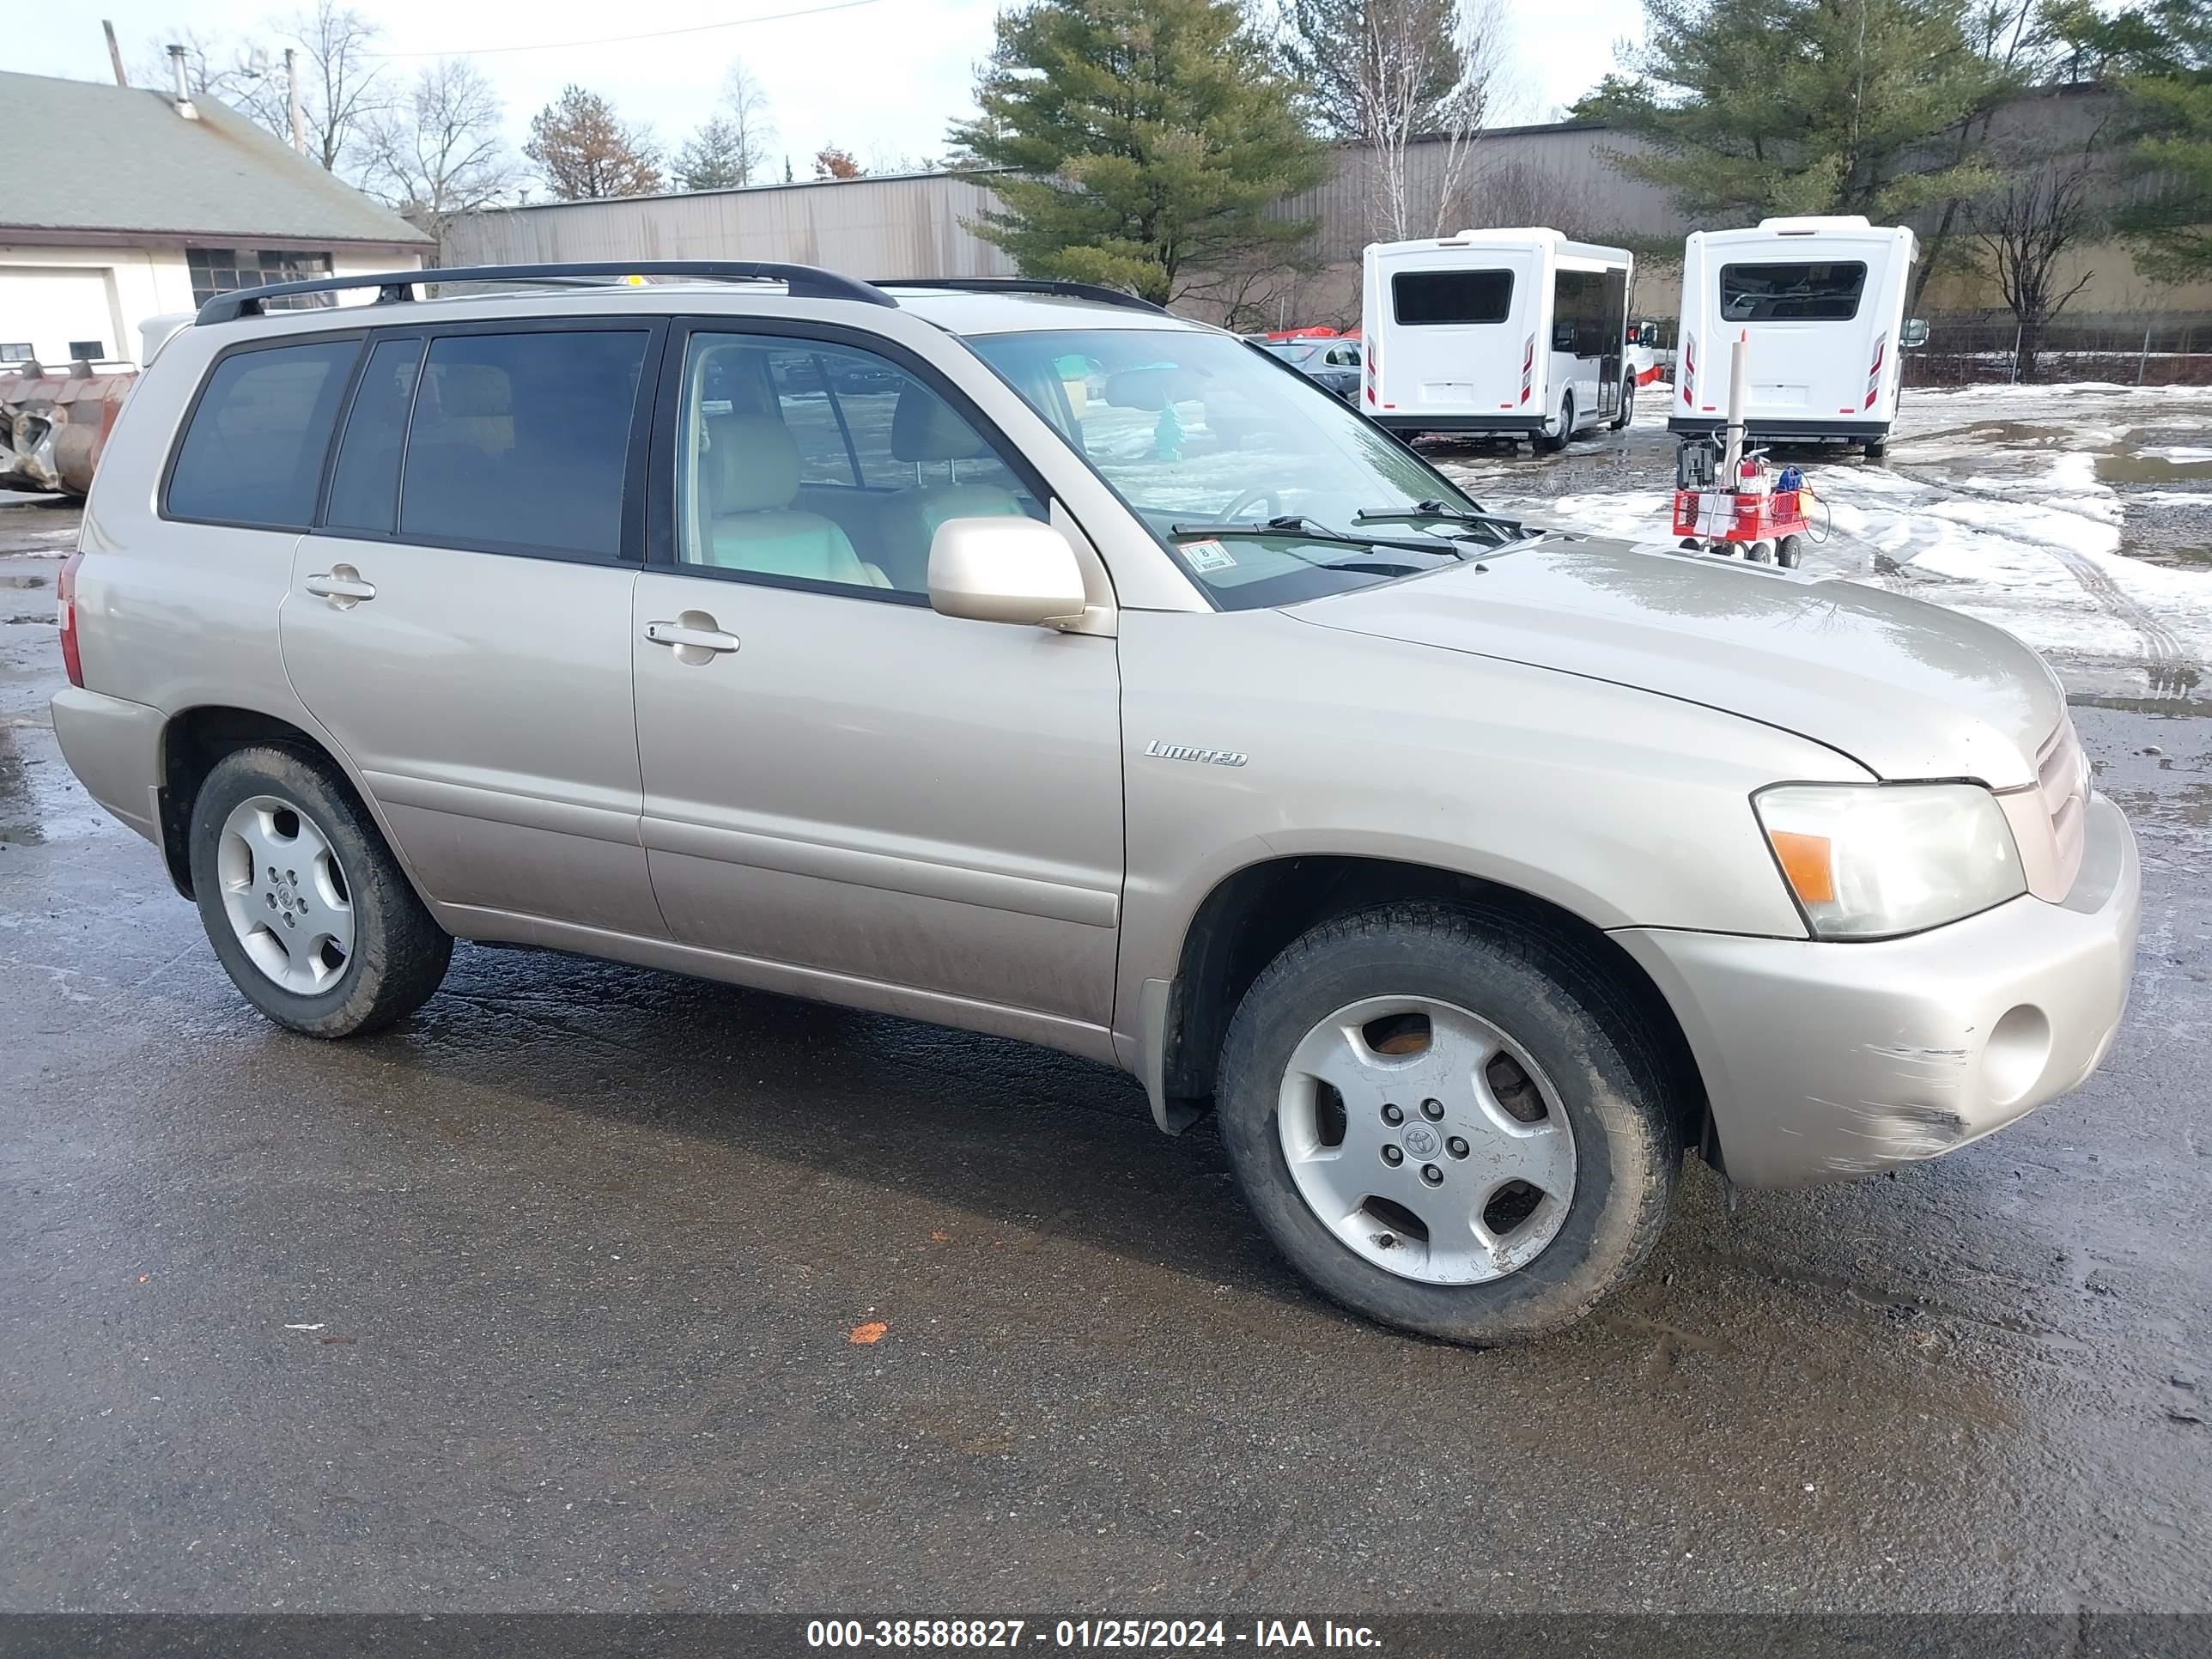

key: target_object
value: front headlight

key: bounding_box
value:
[1753,783,2027,939]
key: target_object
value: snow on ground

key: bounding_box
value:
[1429,381,2212,702]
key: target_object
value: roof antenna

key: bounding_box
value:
[167,44,199,118]
[102,20,130,86]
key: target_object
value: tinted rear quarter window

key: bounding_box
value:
[1392,270,1513,325]
[1720,261,1868,322]
[166,339,358,528]
[325,336,424,533]
[399,330,651,557]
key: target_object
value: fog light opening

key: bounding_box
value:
[1983,1004,2052,1108]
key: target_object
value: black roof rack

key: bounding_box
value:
[871,276,1170,315]
[194,261,897,325]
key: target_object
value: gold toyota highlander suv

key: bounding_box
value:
[50,263,2139,1343]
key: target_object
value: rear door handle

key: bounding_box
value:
[304,568,377,605]
[643,619,740,654]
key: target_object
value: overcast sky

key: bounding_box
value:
[23,0,1644,189]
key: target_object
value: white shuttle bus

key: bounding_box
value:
[1360,229,1636,447]
[1669,216,1923,456]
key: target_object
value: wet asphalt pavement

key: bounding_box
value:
[2,477,2209,1615]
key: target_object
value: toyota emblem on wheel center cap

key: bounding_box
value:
[1401,1123,1441,1159]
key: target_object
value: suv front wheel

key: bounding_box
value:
[1215,902,1678,1344]
[187,745,453,1037]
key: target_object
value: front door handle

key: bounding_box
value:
[304,566,377,605]
[644,618,740,655]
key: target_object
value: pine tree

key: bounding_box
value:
[673,118,753,191]
[525,86,662,200]
[948,0,1326,303]
[1574,0,2019,224]
[2086,0,2212,278]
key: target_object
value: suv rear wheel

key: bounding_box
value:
[1214,902,1678,1344]
[187,746,452,1037]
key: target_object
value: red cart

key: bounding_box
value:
[1670,456,1811,568]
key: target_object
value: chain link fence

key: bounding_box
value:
[1904,317,2212,388]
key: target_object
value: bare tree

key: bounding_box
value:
[720,61,778,185]
[526,86,664,200]
[1176,244,1328,331]
[1457,154,1570,231]
[362,60,523,250]
[1910,0,2051,313]
[231,0,391,173]
[1971,137,2106,380]
[1346,0,1510,241]
[672,61,777,191]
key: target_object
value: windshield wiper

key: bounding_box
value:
[1316,558,1427,577]
[1353,501,1523,539]
[1169,516,1468,559]
[1355,499,1492,523]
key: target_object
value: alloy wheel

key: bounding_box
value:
[1275,995,1577,1284]
[216,795,355,996]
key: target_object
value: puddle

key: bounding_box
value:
[2097,452,2212,484]
[0,573,50,590]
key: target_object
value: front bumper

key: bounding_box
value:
[1613,793,2140,1188]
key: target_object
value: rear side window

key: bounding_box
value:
[1720,261,1868,322]
[324,336,423,533]
[1392,270,1513,326]
[166,339,358,528]
[398,330,651,558]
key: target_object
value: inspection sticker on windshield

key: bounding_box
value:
[1180,538,1237,572]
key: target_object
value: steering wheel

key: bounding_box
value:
[1220,486,1282,523]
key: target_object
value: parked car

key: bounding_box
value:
[51,263,2140,1345]
[1256,336,1362,401]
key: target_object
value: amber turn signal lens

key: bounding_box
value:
[1768,830,1835,905]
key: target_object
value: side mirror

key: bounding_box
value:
[1901,317,1930,349]
[1552,323,1575,352]
[928,517,1088,627]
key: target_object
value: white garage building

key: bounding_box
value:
[1,70,430,370]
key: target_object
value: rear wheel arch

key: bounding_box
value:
[157,707,404,902]
[1154,854,1710,1158]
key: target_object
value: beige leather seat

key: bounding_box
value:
[880,386,1024,589]
[699,415,887,586]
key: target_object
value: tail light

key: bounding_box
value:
[58,549,85,688]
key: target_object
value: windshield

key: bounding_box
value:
[969,327,1523,610]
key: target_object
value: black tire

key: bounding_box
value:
[1609,378,1636,432]
[1777,533,1803,569]
[187,745,452,1038]
[1863,439,1887,460]
[1534,394,1573,453]
[1215,902,1680,1346]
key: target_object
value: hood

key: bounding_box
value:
[1294,538,2062,789]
